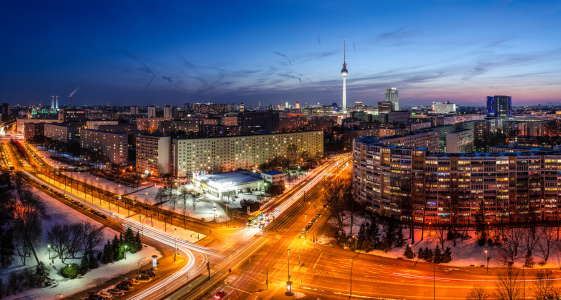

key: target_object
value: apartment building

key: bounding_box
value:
[136,134,171,176]
[44,123,76,144]
[172,131,324,177]
[81,129,128,165]
[85,120,118,130]
[353,136,561,224]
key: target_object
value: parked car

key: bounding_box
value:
[96,291,112,299]
[141,270,156,277]
[136,274,150,282]
[130,279,140,285]
[301,228,308,234]
[214,291,226,299]
[311,218,317,223]
[116,283,132,291]
[88,294,103,300]
[316,213,321,218]
[121,280,134,286]
[107,289,125,297]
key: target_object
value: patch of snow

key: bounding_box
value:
[2,186,161,300]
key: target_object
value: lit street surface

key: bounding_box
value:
[3,140,555,299]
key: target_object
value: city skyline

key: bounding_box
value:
[1,0,561,107]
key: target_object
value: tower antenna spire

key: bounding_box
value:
[344,39,346,66]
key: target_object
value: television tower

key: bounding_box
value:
[341,40,348,113]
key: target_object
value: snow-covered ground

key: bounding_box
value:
[35,148,74,169]
[36,173,206,243]
[329,215,561,269]
[1,186,161,300]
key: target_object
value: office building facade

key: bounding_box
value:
[486,95,512,119]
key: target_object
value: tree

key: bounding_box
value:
[499,227,525,264]
[418,247,425,260]
[80,254,89,274]
[321,169,353,235]
[46,223,70,263]
[425,248,433,263]
[495,266,522,300]
[434,222,448,250]
[83,222,104,254]
[536,226,557,262]
[475,201,487,246]
[398,173,415,244]
[88,252,99,269]
[442,247,453,263]
[404,245,415,259]
[35,262,51,287]
[0,227,15,268]
[135,230,142,250]
[531,269,560,300]
[466,285,492,300]
[11,200,44,265]
[67,223,85,259]
[434,245,442,264]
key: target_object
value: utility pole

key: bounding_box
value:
[266,268,269,289]
[207,261,211,281]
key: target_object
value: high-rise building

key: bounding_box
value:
[136,134,171,176]
[385,86,399,111]
[341,40,348,113]
[163,106,173,118]
[130,106,139,115]
[147,106,156,118]
[486,95,511,119]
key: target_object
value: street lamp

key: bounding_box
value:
[174,228,177,261]
[485,250,488,274]
[137,257,148,277]
[54,294,63,299]
[287,249,291,281]
[124,245,127,260]
[47,244,51,260]
[226,282,240,300]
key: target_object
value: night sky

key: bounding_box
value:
[1,0,560,107]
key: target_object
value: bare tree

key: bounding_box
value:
[466,285,493,300]
[83,222,104,253]
[47,224,70,263]
[321,169,353,236]
[499,227,525,264]
[66,223,84,258]
[531,269,560,300]
[537,226,558,262]
[495,266,522,300]
[434,221,448,249]
[524,225,540,259]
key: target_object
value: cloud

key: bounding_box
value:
[162,76,173,83]
[125,52,156,89]
[375,27,420,46]
[317,36,321,45]
[273,51,292,66]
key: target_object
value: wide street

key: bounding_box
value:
[3,139,554,300]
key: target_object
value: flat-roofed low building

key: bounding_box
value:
[136,118,173,132]
[81,129,128,165]
[260,171,285,186]
[24,122,45,142]
[193,171,265,199]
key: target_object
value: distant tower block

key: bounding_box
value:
[51,96,55,112]
[341,40,348,113]
[55,96,59,111]
[295,101,300,109]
